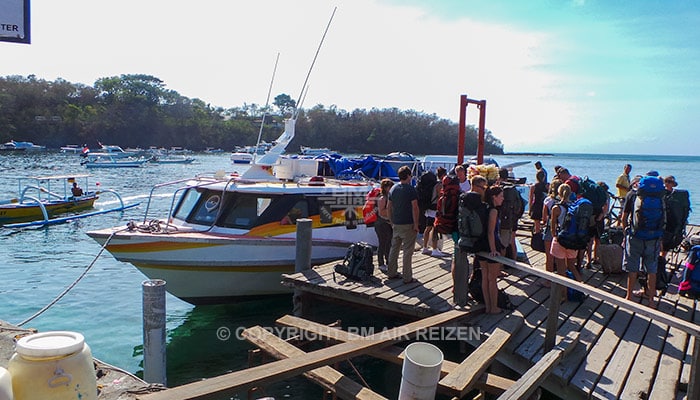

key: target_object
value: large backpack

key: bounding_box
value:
[333,242,374,282]
[679,245,700,298]
[435,175,461,234]
[416,171,438,211]
[557,198,594,250]
[362,187,382,227]
[663,189,691,250]
[457,192,488,252]
[631,176,666,240]
[578,176,608,214]
[499,183,525,230]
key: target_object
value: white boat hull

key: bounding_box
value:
[88,226,378,304]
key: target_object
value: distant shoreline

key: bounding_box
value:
[504,152,555,157]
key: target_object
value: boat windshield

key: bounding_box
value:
[173,188,316,229]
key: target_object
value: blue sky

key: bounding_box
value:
[1,0,699,155]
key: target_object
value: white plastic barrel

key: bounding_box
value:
[7,331,97,400]
[0,367,12,400]
[398,342,444,400]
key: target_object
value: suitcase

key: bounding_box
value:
[599,243,623,274]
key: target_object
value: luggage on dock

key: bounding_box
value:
[663,189,691,251]
[468,267,515,310]
[600,227,624,246]
[333,242,374,282]
[679,245,700,298]
[598,243,623,274]
[566,270,585,302]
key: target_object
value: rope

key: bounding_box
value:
[16,229,121,327]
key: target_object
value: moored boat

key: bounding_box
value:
[87,119,378,304]
[149,154,196,164]
[0,174,138,228]
[82,156,148,168]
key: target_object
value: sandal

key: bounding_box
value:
[403,278,418,284]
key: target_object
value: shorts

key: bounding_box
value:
[425,216,436,227]
[623,236,660,274]
[550,237,578,259]
[543,224,553,242]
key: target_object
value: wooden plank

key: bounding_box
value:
[274,314,516,396]
[139,309,475,400]
[439,313,524,398]
[498,332,579,400]
[241,326,387,400]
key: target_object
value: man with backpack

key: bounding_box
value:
[621,171,666,308]
[418,167,447,256]
[453,175,489,308]
[497,168,526,261]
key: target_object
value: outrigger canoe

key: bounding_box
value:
[0,174,139,228]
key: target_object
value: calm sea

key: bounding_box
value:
[0,151,697,399]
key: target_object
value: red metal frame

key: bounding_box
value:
[457,94,486,165]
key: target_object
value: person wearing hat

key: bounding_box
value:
[664,175,678,192]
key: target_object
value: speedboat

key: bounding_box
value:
[87,119,379,304]
[299,146,332,156]
[230,152,254,164]
[83,144,138,159]
[0,174,138,228]
[149,154,196,164]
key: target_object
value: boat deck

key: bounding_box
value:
[281,224,700,399]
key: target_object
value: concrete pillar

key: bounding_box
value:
[143,279,167,385]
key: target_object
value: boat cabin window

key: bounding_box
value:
[173,189,206,221]
[218,195,274,228]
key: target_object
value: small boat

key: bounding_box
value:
[82,156,148,168]
[204,147,224,154]
[83,144,138,159]
[230,152,254,164]
[60,145,83,153]
[0,174,139,228]
[0,140,46,152]
[150,154,196,164]
[299,146,332,156]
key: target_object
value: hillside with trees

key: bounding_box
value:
[0,74,504,155]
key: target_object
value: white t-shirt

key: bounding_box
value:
[459,179,471,193]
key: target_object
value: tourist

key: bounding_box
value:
[540,178,563,287]
[529,169,548,234]
[555,168,580,196]
[550,184,583,293]
[534,160,548,183]
[375,178,394,272]
[455,164,471,192]
[484,185,505,314]
[664,175,678,193]
[422,167,447,256]
[386,166,420,284]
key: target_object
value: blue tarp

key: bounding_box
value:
[327,155,399,180]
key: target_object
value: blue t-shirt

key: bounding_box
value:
[389,183,418,225]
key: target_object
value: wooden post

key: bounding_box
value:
[453,248,469,307]
[544,282,563,353]
[142,279,167,385]
[293,218,312,317]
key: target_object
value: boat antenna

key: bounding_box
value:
[254,52,280,163]
[293,6,336,120]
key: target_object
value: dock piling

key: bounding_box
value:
[293,218,313,317]
[142,279,167,386]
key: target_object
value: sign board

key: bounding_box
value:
[0,0,30,44]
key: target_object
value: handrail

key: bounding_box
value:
[478,251,700,397]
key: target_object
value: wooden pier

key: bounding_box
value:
[279,224,700,399]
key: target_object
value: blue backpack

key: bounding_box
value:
[557,198,594,250]
[679,245,700,298]
[632,176,666,240]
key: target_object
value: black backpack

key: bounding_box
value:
[663,189,691,251]
[416,171,438,210]
[468,266,515,310]
[457,192,488,252]
[333,242,374,281]
[499,183,525,230]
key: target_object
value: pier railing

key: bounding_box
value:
[482,252,700,398]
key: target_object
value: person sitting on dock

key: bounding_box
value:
[71,182,84,197]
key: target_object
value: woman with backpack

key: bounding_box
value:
[529,169,548,234]
[484,186,506,314]
[540,178,563,287]
[550,184,584,293]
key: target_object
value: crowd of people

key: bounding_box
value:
[370,159,687,311]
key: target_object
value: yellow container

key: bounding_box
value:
[0,367,13,400]
[8,331,97,400]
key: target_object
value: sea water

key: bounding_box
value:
[0,151,698,399]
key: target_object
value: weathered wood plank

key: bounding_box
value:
[139,310,475,400]
[439,314,524,398]
[498,332,579,400]
[241,326,387,400]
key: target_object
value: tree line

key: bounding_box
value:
[0,74,504,155]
